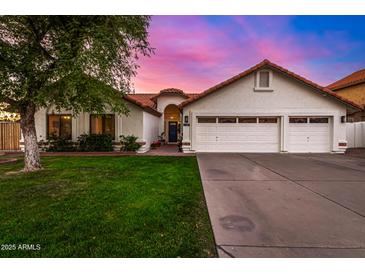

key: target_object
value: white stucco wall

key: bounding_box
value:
[182,69,349,153]
[29,100,154,152]
[142,111,160,152]
[31,106,123,142]
[121,102,143,141]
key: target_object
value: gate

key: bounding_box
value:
[0,122,21,151]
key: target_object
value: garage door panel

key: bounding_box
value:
[198,143,278,153]
[195,117,279,152]
[288,117,330,153]
[197,136,216,142]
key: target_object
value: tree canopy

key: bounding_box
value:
[0,16,153,114]
[0,16,153,171]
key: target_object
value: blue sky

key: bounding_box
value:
[134,16,365,93]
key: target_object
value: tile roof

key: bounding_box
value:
[327,69,365,91]
[123,94,161,116]
[179,59,363,111]
[150,88,190,102]
[125,92,198,116]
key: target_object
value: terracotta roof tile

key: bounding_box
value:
[123,94,161,117]
[179,59,363,111]
[125,92,199,116]
[150,88,190,101]
[327,69,365,91]
[127,94,157,109]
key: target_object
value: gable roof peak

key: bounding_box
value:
[179,59,363,111]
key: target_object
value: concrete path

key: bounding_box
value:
[197,153,365,258]
[146,144,194,156]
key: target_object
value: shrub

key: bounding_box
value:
[120,135,141,151]
[38,139,50,152]
[77,134,114,152]
[46,135,76,152]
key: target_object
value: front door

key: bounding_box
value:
[168,121,178,143]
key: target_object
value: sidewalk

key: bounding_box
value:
[146,144,194,156]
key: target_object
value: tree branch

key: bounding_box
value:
[27,17,55,62]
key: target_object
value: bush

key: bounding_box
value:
[78,134,114,152]
[47,135,76,152]
[120,135,141,151]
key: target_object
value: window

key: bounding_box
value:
[238,117,257,123]
[47,114,72,139]
[218,117,236,123]
[90,114,115,139]
[289,117,308,123]
[197,117,216,123]
[259,117,277,123]
[255,70,273,91]
[310,117,328,123]
[259,71,270,87]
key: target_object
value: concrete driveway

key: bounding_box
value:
[197,152,365,258]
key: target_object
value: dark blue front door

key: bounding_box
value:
[168,122,178,142]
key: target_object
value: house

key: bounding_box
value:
[27,59,362,153]
[327,68,365,122]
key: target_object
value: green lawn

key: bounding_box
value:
[0,156,216,257]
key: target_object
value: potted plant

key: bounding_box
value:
[158,132,166,145]
[177,136,183,152]
[150,140,161,149]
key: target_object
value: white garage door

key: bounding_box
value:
[195,116,280,152]
[288,117,330,152]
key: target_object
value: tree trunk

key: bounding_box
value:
[20,104,42,172]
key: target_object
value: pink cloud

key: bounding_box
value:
[132,16,364,93]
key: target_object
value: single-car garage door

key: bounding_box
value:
[288,117,330,152]
[195,116,280,152]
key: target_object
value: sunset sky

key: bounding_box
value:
[133,16,365,94]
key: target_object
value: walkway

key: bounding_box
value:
[146,144,194,156]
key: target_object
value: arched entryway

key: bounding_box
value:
[164,104,181,143]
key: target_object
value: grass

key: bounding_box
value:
[0,156,216,257]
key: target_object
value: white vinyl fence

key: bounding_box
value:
[346,122,365,148]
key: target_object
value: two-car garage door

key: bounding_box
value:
[195,116,280,152]
[194,116,331,153]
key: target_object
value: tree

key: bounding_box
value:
[0,16,153,171]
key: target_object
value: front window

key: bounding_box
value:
[90,114,115,139]
[47,114,72,140]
